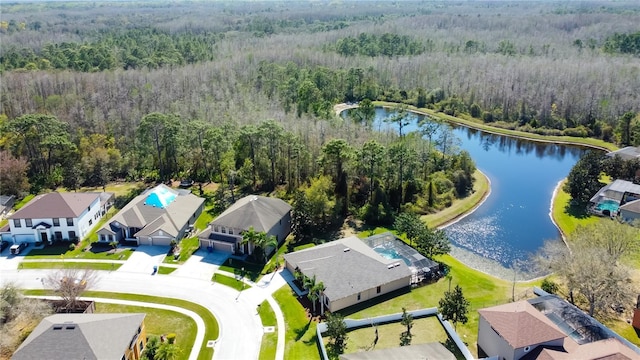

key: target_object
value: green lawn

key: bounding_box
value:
[423,170,490,228]
[258,300,278,360]
[218,258,264,281]
[339,316,457,357]
[158,266,177,275]
[95,303,196,360]
[23,290,218,360]
[163,236,201,264]
[212,273,245,291]
[19,261,122,271]
[551,180,599,236]
[26,242,134,260]
[273,286,319,360]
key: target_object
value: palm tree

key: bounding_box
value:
[240,226,260,257]
[254,233,278,264]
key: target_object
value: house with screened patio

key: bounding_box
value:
[96,184,204,246]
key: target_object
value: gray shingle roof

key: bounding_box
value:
[12,313,145,360]
[211,195,291,232]
[620,199,640,214]
[590,179,640,203]
[607,146,640,161]
[99,184,204,238]
[10,192,107,219]
[283,236,412,302]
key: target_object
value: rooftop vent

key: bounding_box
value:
[387,264,394,269]
[343,248,350,252]
[53,325,63,330]
[65,325,76,330]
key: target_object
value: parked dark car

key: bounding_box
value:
[0,241,8,252]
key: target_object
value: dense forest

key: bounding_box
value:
[1,1,640,230]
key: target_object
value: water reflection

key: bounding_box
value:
[362,107,587,277]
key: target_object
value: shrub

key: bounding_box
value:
[69,243,76,251]
[166,333,176,344]
[541,278,559,294]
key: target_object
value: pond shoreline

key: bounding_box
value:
[335,102,592,281]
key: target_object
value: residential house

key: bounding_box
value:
[606,146,640,161]
[12,313,146,360]
[3,192,113,244]
[97,184,204,246]
[198,195,291,255]
[589,179,640,217]
[478,294,640,360]
[283,236,412,314]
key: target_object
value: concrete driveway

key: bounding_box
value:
[117,246,169,274]
[171,249,229,281]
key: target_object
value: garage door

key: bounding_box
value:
[152,236,173,246]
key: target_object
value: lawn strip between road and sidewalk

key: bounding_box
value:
[19,261,123,271]
[258,299,278,360]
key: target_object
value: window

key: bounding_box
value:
[221,227,226,234]
[53,218,60,226]
[229,228,234,235]
[108,235,114,242]
[376,286,381,294]
[13,219,21,228]
[68,231,76,240]
[55,231,62,240]
[357,293,361,301]
[25,219,32,227]
[88,219,93,226]
[66,218,74,226]
[100,234,106,242]
[139,340,144,353]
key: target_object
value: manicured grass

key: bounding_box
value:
[212,273,245,291]
[258,300,278,360]
[293,243,316,251]
[340,316,449,354]
[423,170,490,229]
[95,303,196,360]
[19,261,122,271]
[158,266,177,275]
[551,180,599,237]
[26,243,134,260]
[342,254,542,358]
[14,194,35,210]
[374,101,618,152]
[22,290,218,360]
[218,258,264,281]
[273,286,319,360]
[164,237,200,264]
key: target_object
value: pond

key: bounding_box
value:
[364,108,588,279]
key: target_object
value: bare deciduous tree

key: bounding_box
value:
[46,269,98,312]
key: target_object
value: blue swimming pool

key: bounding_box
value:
[595,199,620,213]
[373,246,412,266]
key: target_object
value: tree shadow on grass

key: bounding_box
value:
[564,202,592,220]
[294,321,311,341]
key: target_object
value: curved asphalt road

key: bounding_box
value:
[0,267,284,360]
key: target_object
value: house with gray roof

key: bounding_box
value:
[12,313,147,360]
[283,236,412,314]
[606,146,640,161]
[619,199,640,224]
[97,184,204,246]
[198,195,291,255]
[3,192,113,245]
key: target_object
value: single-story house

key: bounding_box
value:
[12,313,147,360]
[589,179,640,216]
[478,294,640,360]
[198,195,291,255]
[283,236,412,314]
[3,192,113,244]
[606,146,640,161]
[97,184,204,246]
[0,194,15,218]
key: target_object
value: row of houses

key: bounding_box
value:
[1,184,292,261]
